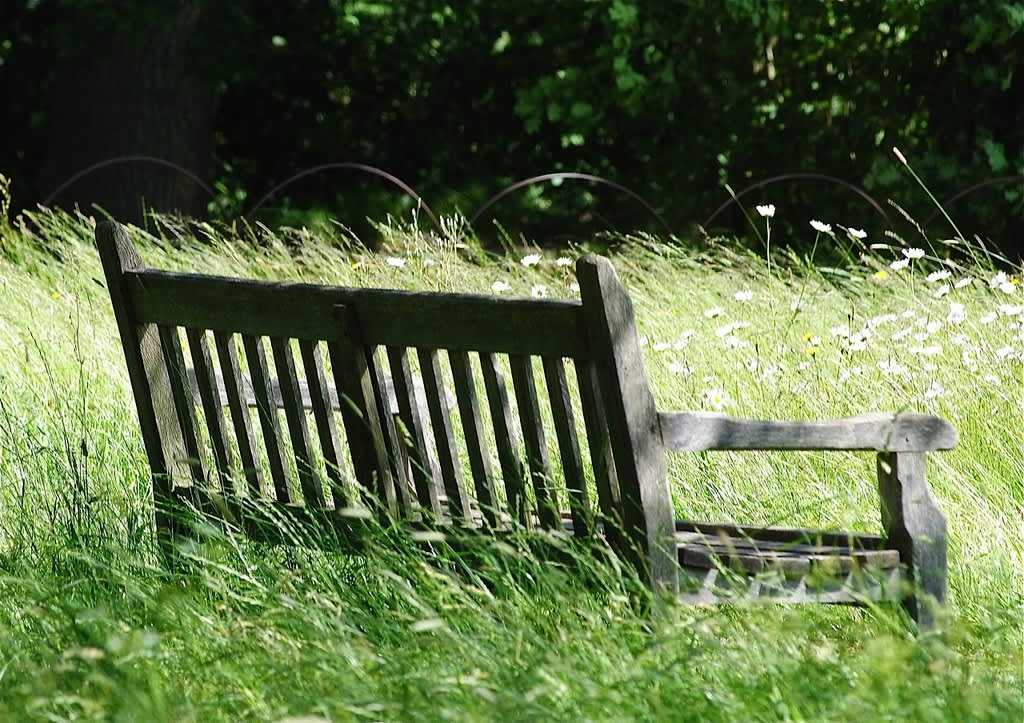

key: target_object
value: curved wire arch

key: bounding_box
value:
[469,172,673,237]
[700,172,891,232]
[43,155,216,207]
[244,162,441,232]
[923,175,1024,229]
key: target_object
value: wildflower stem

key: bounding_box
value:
[893,147,965,249]
[725,184,765,248]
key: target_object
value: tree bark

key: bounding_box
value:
[39,3,217,222]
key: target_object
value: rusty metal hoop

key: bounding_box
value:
[42,155,217,207]
[244,162,441,232]
[700,172,891,232]
[469,172,673,237]
[923,175,1024,229]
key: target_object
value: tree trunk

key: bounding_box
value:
[39,3,218,222]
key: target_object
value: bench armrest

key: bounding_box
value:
[658,411,957,453]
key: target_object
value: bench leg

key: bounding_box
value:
[877,452,948,630]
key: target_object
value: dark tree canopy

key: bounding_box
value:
[1,0,1021,255]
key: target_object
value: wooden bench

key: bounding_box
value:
[97,221,957,628]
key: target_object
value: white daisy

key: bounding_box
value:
[702,388,730,411]
[756,204,776,218]
[715,321,750,338]
[946,303,966,325]
[520,253,542,267]
[878,360,906,375]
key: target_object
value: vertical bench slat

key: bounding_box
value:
[269,338,322,509]
[543,357,593,537]
[271,337,326,509]
[329,306,398,517]
[214,331,265,497]
[242,334,295,504]
[326,339,396,515]
[450,350,498,527]
[480,352,528,526]
[575,358,621,546]
[185,327,235,495]
[509,354,559,529]
[368,346,414,515]
[157,325,207,486]
[387,346,443,518]
[418,348,473,524]
[299,339,349,509]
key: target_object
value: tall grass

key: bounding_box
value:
[0,207,1021,721]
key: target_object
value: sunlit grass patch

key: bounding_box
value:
[0,208,1020,720]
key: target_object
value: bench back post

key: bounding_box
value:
[95,221,187,552]
[576,256,679,594]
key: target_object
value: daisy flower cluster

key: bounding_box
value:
[373,241,583,298]
[639,212,1023,415]
[488,251,581,298]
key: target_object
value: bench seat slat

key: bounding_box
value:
[127,269,589,358]
[678,566,903,605]
[676,520,887,549]
[676,531,899,575]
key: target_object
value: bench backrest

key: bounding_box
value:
[97,221,677,588]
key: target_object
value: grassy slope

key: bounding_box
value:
[0,210,1021,721]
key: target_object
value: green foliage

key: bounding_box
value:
[0,1,1021,249]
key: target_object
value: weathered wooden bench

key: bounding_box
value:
[97,221,957,628]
